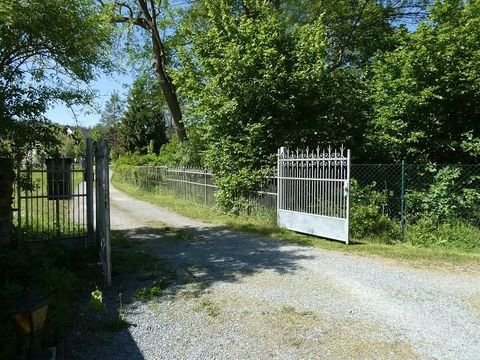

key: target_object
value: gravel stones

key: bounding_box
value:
[66,184,480,360]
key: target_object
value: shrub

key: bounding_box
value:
[407,166,480,224]
[349,180,400,242]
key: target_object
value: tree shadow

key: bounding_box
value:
[112,224,316,303]
[66,225,316,359]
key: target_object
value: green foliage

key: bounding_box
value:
[99,316,131,332]
[157,129,205,167]
[350,180,400,243]
[59,128,86,158]
[283,0,427,69]
[134,282,165,301]
[175,1,368,211]
[100,92,124,130]
[0,0,113,158]
[89,289,105,311]
[407,166,480,224]
[368,0,480,162]
[118,75,167,155]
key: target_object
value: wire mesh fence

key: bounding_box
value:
[114,163,480,241]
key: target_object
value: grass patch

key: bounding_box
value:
[197,298,221,317]
[134,282,165,301]
[112,177,480,268]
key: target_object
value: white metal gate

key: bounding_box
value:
[277,146,351,244]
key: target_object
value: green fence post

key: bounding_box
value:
[400,160,405,239]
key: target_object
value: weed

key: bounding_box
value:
[197,298,221,317]
[135,281,167,301]
[290,337,304,348]
[408,218,480,251]
[89,289,105,311]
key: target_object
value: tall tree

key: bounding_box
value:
[119,74,167,154]
[282,0,430,69]
[100,91,124,129]
[104,0,188,141]
[368,0,480,162]
[0,0,113,246]
[175,0,368,210]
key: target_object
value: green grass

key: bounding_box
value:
[111,176,480,268]
[134,282,165,301]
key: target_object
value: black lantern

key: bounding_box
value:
[8,290,49,358]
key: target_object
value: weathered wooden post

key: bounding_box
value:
[0,158,15,246]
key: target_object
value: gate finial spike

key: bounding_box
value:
[316,146,320,157]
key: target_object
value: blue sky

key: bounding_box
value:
[45,70,133,128]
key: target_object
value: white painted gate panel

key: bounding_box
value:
[277,147,350,244]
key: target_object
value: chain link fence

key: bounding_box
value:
[114,163,480,244]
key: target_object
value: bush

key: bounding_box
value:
[157,130,205,167]
[350,180,400,243]
[407,166,480,224]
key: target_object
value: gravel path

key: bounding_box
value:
[70,184,480,360]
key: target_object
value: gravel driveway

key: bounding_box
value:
[69,184,480,360]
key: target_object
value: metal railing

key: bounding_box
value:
[14,158,89,243]
[115,165,277,215]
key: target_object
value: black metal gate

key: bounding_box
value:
[15,138,111,284]
[16,156,92,244]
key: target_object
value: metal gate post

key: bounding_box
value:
[345,149,351,245]
[86,138,94,247]
[102,143,112,286]
[16,162,22,243]
[400,160,405,239]
[95,140,111,286]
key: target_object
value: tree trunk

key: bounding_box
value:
[110,0,188,142]
[0,158,15,247]
[152,49,188,141]
[151,27,188,142]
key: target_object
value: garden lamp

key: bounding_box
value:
[8,290,49,358]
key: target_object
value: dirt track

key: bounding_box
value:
[76,183,480,359]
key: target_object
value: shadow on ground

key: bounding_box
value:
[113,225,315,300]
[66,225,314,359]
